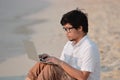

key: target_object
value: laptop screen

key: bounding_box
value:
[23,40,40,61]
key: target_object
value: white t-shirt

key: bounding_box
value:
[60,35,100,80]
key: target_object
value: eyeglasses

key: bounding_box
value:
[63,27,74,32]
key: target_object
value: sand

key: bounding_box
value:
[0,0,120,80]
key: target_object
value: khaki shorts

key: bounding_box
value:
[26,62,76,80]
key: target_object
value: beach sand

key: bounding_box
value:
[0,0,120,80]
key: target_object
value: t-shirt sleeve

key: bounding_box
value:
[80,46,98,72]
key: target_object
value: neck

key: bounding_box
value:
[73,33,86,44]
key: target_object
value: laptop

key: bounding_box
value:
[23,40,47,63]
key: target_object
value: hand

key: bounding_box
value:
[45,56,62,65]
[39,53,50,59]
[38,53,51,62]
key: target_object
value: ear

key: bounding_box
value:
[78,26,83,31]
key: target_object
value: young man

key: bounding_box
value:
[26,9,100,80]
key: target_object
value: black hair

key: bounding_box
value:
[60,9,88,33]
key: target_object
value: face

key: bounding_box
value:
[63,23,82,42]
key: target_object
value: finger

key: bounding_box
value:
[45,57,53,62]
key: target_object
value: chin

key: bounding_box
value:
[69,39,74,41]
[67,37,75,41]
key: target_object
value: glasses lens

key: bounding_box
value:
[63,27,74,32]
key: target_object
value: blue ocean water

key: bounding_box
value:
[0,0,51,79]
[0,0,50,62]
[0,75,25,80]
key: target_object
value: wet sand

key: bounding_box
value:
[0,0,120,80]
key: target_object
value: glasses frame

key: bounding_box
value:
[63,27,74,32]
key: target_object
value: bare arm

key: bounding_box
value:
[60,61,90,80]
